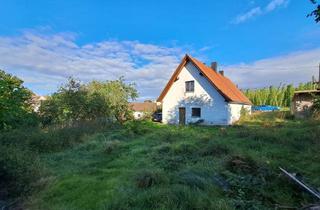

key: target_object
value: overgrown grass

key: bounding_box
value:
[2,112,320,209]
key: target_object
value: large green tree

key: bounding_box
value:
[40,77,88,125]
[86,78,138,123]
[40,77,138,125]
[0,70,37,130]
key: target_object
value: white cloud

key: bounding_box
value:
[0,31,318,101]
[0,32,185,100]
[223,48,320,89]
[265,0,289,12]
[234,7,262,24]
[233,0,289,24]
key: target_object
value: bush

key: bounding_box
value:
[0,144,44,198]
[0,120,109,153]
[124,121,152,136]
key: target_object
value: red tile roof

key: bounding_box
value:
[130,102,157,112]
[157,54,252,105]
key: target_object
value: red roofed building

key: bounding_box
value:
[130,102,157,119]
[157,54,252,125]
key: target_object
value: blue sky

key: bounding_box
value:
[0,0,319,100]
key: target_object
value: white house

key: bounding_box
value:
[157,54,252,125]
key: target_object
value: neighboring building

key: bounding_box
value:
[291,90,320,118]
[31,95,47,112]
[130,102,157,119]
[157,54,252,125]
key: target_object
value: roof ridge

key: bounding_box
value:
[157,55,252,105]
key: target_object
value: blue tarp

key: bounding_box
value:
[252,105,280,112]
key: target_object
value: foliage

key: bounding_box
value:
[86,78,138,123]
[239,106,250,122]
[0,70,38,130]
[40,77,87,125]
[0,144,43,198]
[15,116,319,210]
[308,0,320,22]
[312,95,320,118]
[0,120,110,205]
[244,82,317,107]
[40,77,137,126]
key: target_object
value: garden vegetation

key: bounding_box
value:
[0,69,320,209]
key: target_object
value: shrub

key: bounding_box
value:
[0,120,108,153]
[124,121,152,136]
[312,95,320,119]
[0,144,44,198]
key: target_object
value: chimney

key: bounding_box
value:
[211,62,218,72]
[219,70,224,76]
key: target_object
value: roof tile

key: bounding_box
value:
[157,54,252,105]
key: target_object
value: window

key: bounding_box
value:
[192,108,201,117]
[185,81,194,92]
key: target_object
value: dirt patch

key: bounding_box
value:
[225,155,259,174]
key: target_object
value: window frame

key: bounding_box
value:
[191,107,201,118]
[185,80,195,92]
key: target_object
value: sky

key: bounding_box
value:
[0,0,319,100]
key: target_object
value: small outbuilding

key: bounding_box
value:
[130,102,157,120]
[291,90,320,118]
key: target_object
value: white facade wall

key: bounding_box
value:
[133,111,144,120]
[162,62,230,125]
[162,62,251,125]
[228,104,252,124]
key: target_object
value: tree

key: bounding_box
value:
[40,77,138,125]
[86,78,138,123]
[39,77,88,125]
[308,0,320,23]
[0,70,37,130]
[244,83,316,107]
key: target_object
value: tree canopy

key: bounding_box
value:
[0,70,37,130]
[40,77,138,126]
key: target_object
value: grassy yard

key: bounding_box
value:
[5,112,320,209]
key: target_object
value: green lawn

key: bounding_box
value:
[23,113,320,209]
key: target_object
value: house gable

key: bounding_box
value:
[161,60,230,124]
[157,54,252,105]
